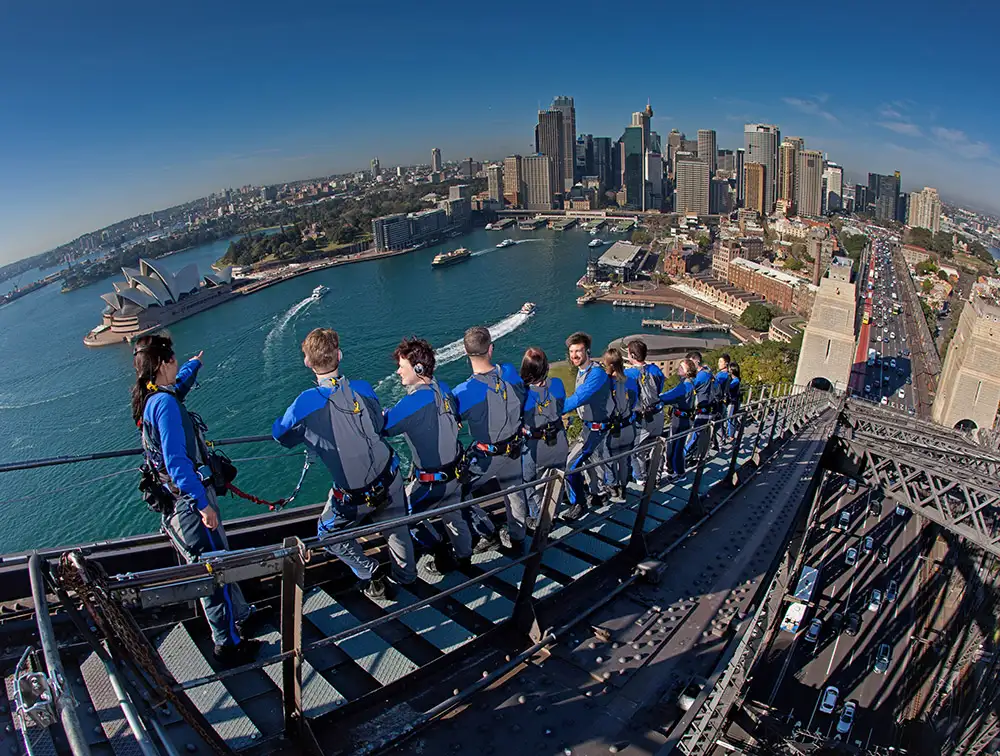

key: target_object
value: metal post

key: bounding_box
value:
[765,390,784,449]
[751,386,772,458]
[105,662,162,756]
[28,553,92,756]
[726,403,748,483]
[280,537,320,754]
[629,439,664,558]
[687,428,711,514]
[513,472,565,642]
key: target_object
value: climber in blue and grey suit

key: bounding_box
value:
[624,339,666,485]
[684,351,715,457]
[273,328,416,601]
[383,337,472,574]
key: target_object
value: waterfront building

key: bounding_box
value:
[439,197,471,227]
[535,109,565,196]
[796,149,824,218]
[727,257,818,316]
[431,148,443,173]
[596,241,646,282]
[487,164,504,206]
[523,154,556,211]
[875,173,899,222]
[932,295,1000,430]
[373,213,411,251]
[503,155,524,207]
[552,96,577,191]
[697,129,717,174]
[908,186,942,233]
[823,161,843,213]
[744,124,780,213]
[744,162,766,215]
[674,155,710,216]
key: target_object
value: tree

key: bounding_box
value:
[631,229,652,245]
[937,269,950,282]
[790,242,807,258]
[784,257,805,272]
[932,230,954,256]
[915,259,938,276]
[921,279,934,293]
[840,232,867,259]
[740,302,775,331]
[697,234,711,252]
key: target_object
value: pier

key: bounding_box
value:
[517,217,545,230]
[486,218,515,230]
[642,318,733,333]
[611,299,654,308]
[548,217,577,231]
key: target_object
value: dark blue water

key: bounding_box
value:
[0,228,721,552]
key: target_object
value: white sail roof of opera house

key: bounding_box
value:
[101,258,233,316]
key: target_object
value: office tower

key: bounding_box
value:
[896,193,909,223]
[674,156,710,215]
[593,137,613,190]
[717,149,736,174]
[908,187,942,233]
[736,149,745,206]
[681,138,699,155]
[460,157,474,178]
[744,124,781,213]
[823,162,843,213]
[667,129,684,174]
[487,164,504,205]
[795,150,823,217]
[645,152,664,210]
[576,134,594,179]
[933,295,1000,430]
[503,155,524,207]
[854,184,870,214]
[611,138,623,191]
[631,103,653,148]
[710,176,733,215]
[552,96,577,191]
[875,174,899,221]
[535,109,565,195]
[697,130,717,173]
[744,162,766,215]
[620,125,645,209]
[523,154,555,211]
[648,131,662,153]
[868,173,882,200]
[778,140,801,209]
[371,157,381,177]
[431,148,442,173]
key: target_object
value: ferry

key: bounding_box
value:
[589,238,605,248]
[496,238,516,248]
[520,301,536,315]
[311,285,329,300]
[431,247,472,268]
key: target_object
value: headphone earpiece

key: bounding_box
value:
[414,362,425,376]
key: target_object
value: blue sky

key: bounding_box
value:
[1,0,998,264]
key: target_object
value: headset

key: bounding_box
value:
[413,361,426,376]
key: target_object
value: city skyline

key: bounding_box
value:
[1,0,998,265]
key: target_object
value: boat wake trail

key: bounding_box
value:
[374,308,533,405]
[470,247,494,258]
[263,296,315,360]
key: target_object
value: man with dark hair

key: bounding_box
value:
[383,338,473,574]
[625,339,666,486]
[273,328,416,600]
[561,331,614,520]
[683,350,715,458]
[711,353,733,449]
[454,326,528,554]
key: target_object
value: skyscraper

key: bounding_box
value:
[822,162,843,213]
[744,124,781,213]
[875,174,899,221]
[371,157,381,177]
[697,130,717,174]
[431,148,442,173]
[576,134,594,179]
[736,149,745,206]
[487,164,504,206]
[674,156,710,215]
[744,162,766,215]
[552,96,577,191]
[717,149,736,174]
[592,137,613,190]
[667,129,684,175]
[535,110,565,195]
[620,125,645,210]
[855,184,870,214]
[523,155,555,211]
[796,150,824,217]
[897,193,909,224]
[503,155,524,207]
[778,139,802,209]
[645,151,664,210]
[908,187,942,233]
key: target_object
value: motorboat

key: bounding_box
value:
[496,239,516,248]
[589,238,604,248]
[311,285,329,300]
[520,302,536,315]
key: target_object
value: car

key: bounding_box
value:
[865,383,872,393]
[883,326,888,332]
[869,500,881,517]
[846,478,858,494]
[677,679,705,711]
[890,332,895,339]
[845,546,858,566]
[898,389,905,399]
[839,510,852,528]
[805,618,823,644]
[837,701,857,735]
[906,376,912,384]
[819,685,839,714]
[880,396,888,405]
[883,336,889,343]
[896,504,908,518]
[868,588,883,612]
[886,580,899,602]
[878,544,889,563]
[903,349,911,357]
[874,378,881,387]
[863,535,874,553]
[829,611,844,633]
[890,358,896,368]
[874,643,892,674]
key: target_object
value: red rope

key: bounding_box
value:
[226,482,285,511]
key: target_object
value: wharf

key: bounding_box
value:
[582,219,606,231]
[612,219,636,233]
[488,218,515,230]
[518,217,545,230]
[642,319,733,333]
[549,217,577,232]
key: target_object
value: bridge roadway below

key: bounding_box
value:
[348,408,839,755]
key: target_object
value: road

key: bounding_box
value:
[750,475,927,750]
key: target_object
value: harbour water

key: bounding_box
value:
[0,227,726,553]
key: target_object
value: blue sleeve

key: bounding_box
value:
[150,394,209,510]
[715,371,729,387]
[693,371,710,389]
[524,389,537,414]
[384,390,431,437]
[624,367,640,381]
[273,388,328,448]
[172,359,201,400]
[550,377,567,415]
[563,367,607,415]
[660,380,692,403]
[650,365,666,392]
[500,363,524,390]
[453,378,486,421]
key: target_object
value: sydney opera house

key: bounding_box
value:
[84,259,236,346]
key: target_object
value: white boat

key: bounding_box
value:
[496,238,516,248]
[485,223,494,230]
[590,228,600,236]
[520,301,536,316]
[589,238,605,248]
[311,285,329,300]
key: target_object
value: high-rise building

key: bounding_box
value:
[744,124,781,213]
[372,213,409,251]
[431,148,442,173]
[697,129,717,174]
[487,164,504,206]
[535,110,565,195]
[868,173,883,201]
[717,149,736,174]
[854,184,871,214]
[674,156,710,215]
[710,176,733,215]
[371,157,381,177]
[576,134,594,180]
[822,162,843,213]
[778,139,801,208]
[631,105,653,149]
[744,162,766,215]
[875,173,899,221]
[932,295,1000,430]
[796,149,824,217]
[593,137,613,191]
[908,187,942,233]
[645,152,664,210]
[667,129,684,175]
[503,155,524,207]
[736,149,745,206]
[552,96,577,191]
[620,125,645,210]
[460,157,475,178]
[523,154,555,211]
[897,193,909,224]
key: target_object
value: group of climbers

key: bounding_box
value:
[130,329,744,667]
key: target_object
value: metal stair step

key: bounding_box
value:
[541,545,597,579]
[303,588,418,687]
[608,508,659,532]
[367,588,474,654]
[561,531,621,562]
[80,652,144,756]
[417,561,514,623]
[154,623,261,750]
[4,674,57,756]
[256,626,346,718]
[471,551,561,598]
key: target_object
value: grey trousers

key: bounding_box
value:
[517,435,568,519]
[464,451,529,543]
[162,496,250,648]
[631,411,665,481]
[406,478,473,559]
[604,426,636,489]
[317,472,417,585]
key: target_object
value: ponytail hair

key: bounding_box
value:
[131,334,175,425]
[602,347,626,381]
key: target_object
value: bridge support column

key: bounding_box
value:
[629,439,664,558]
[513,471,566,641]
